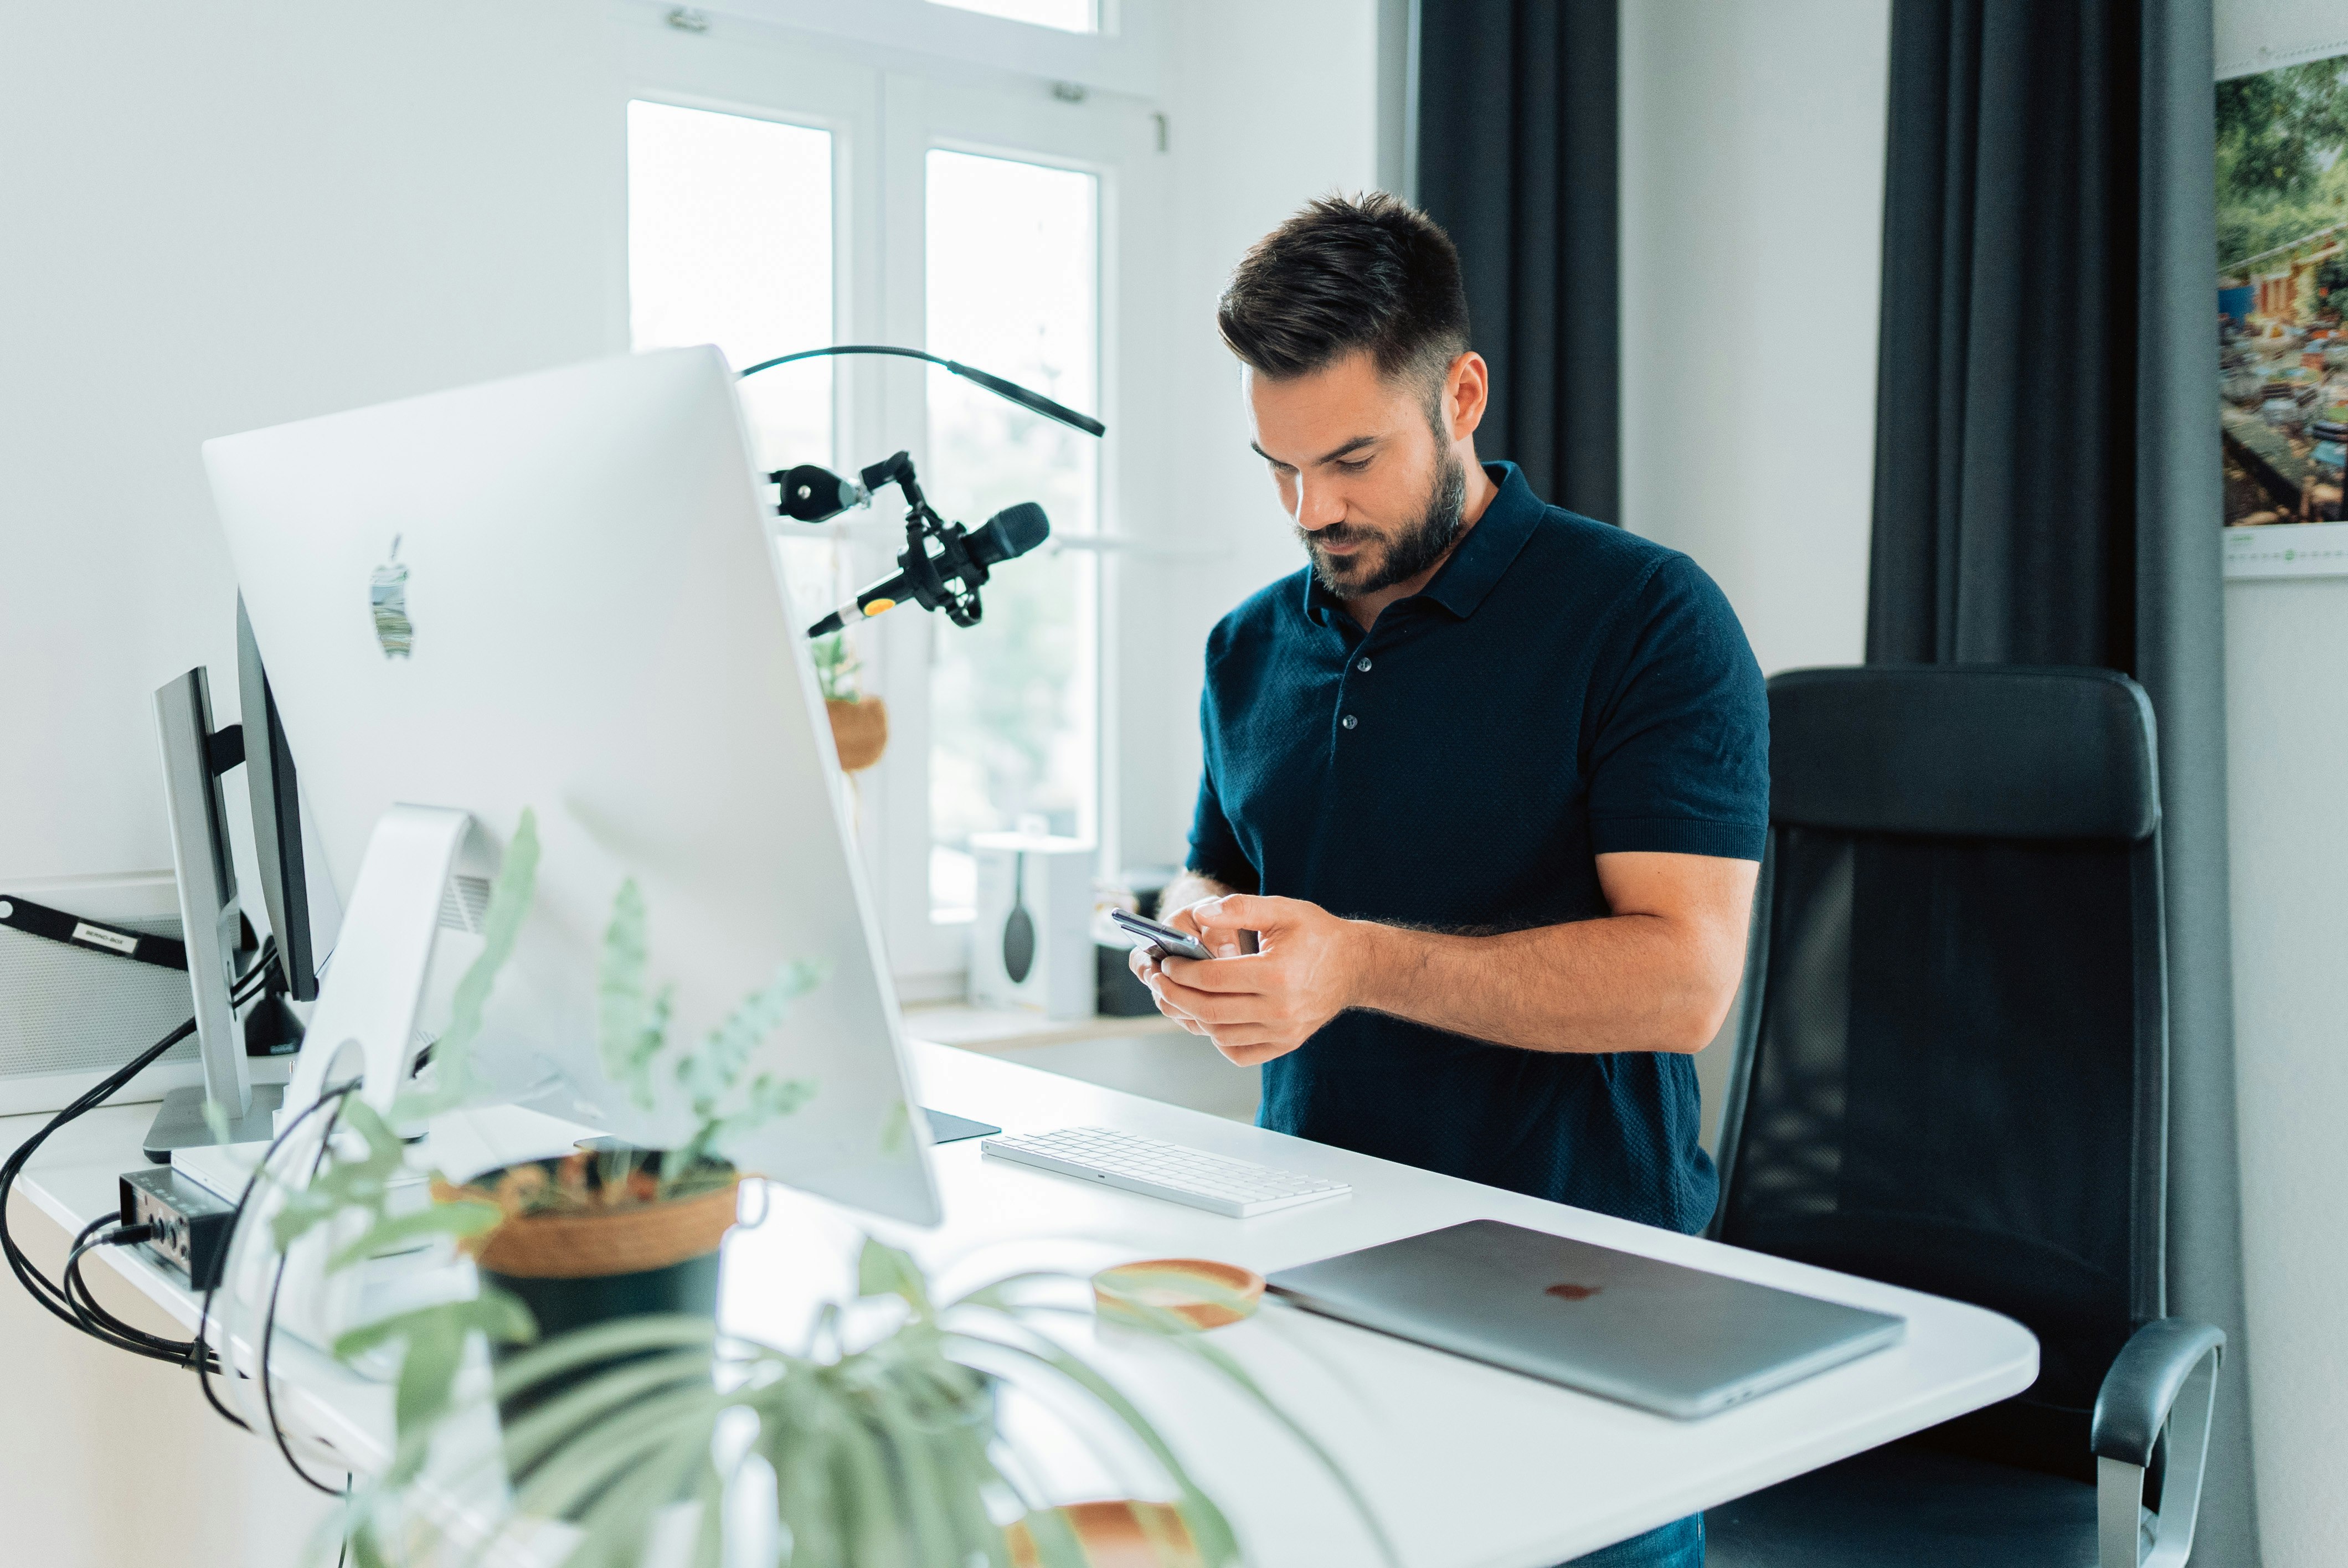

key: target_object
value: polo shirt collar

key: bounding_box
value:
[1301,461,1543,627]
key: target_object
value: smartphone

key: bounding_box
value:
[1108,907,1214,963]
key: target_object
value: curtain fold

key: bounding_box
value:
[1415,0,1619,522]
[1867,1,2257,1560]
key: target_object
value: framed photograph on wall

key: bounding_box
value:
[2218,44,2348,578]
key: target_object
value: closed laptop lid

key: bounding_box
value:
[1267,1220,1904,1419]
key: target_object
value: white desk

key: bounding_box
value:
[8,1040,2037,1566]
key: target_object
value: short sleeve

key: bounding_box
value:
[1187,681,1257,887]
[1584,555,1770,860]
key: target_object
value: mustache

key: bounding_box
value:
[1303,522,1382,550]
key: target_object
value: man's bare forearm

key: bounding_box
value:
[1348,914,1735,1055]
[1157,869,1238,922]
[1340,851,1757,1056]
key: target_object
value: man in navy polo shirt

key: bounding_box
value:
[1132,194,1765,1568]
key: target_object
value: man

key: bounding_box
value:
[1132,195,1767,1568]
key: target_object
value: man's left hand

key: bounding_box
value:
[1141,894,1367,1066]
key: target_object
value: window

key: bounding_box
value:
[626,99,849,631]
[924,149,1101,919]
[929,0,1099,32]
[623,30,1156,991]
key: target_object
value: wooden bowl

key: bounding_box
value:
[1091,1258,1265,1330]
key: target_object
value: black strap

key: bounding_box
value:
[0,894,188,972]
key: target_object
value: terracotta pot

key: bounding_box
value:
[437,1162,740,1473]
[1007,1502,1200,1568]
[827,696,889,771]
[468,1178,740,1279]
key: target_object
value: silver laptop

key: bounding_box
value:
[1266,1220,1904,1419]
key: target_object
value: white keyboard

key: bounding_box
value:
[980,1127,1351,1218]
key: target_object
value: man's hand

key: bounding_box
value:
[1128,852,1756,1063]
[1139,894,1365,1066]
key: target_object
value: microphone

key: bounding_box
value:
[965,499,1051,567]
[808,501,1050,638]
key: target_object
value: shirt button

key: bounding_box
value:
[1355,657,1372,673]
[1341,714,1358,730]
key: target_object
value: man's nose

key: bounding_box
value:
[1294,475,1346,530]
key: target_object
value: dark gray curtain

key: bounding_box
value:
[1868,1,2257,1560]
[1415,0,1619,523]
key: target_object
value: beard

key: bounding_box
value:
[1299,441,1469,599]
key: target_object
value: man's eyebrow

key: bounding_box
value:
[1249,435,1383,467]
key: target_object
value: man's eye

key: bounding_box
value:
[1335,457,1372,474]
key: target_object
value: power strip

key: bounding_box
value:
[117,1166,236,1289]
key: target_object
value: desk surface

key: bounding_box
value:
[8,1040,2037,1567]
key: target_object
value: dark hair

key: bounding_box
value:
[1216,192,1470,390]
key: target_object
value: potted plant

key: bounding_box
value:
[336,1235,1392,1568]
[261,811,1396,1567]
[815,631,887,771]
[433,865,821,1374]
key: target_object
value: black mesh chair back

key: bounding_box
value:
[1712,666,2166,1480]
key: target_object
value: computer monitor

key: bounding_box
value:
[203,346,942,1226]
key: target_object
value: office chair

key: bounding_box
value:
[1702,666,2223,1568]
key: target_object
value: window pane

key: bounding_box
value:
[928,0,1096,32]
[925,149,1099,919]
[627,101,847,628]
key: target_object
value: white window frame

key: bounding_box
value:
[620,6,1167,1000]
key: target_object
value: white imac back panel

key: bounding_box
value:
[204,347,940,1226]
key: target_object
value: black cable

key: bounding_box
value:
[61,1216,199,1365]
[191,1079,357,1491]
[735,343,1106,437]
[1,939,275,1364]
[2,1017,198,1345]
[259,1084,355,1494]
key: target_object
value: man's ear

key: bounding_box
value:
[1445,351,1490,441]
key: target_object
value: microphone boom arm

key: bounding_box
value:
[742,344,1092,639]
[804,452,999,638]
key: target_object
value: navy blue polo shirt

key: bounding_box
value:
[1188,462,1768,1233]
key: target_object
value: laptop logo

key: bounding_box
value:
[369,535,414,658]
[1544,1282,1602,1302]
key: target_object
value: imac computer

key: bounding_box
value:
[200,345,941,1227]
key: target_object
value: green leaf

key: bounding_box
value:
[565,1405,720,1568]
[683,1072,815,1168]
[487,1313,715,1406]
[270,1098,413,1252]
[346,1522,392,1568]
[405,807,539,1117]
[857,1235,934,1320]
[948,1328,1243,1568]
[496,1350,717,1480]
[677,958,826,1114]
[596,878,672,1112]
[331,1291,536,1483]
[509,1391,714,1529]
[324,1199,501,1273]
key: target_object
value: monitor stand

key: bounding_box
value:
[144,1082,285,1163]
[923,1108,999,1144]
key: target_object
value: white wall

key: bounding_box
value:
[1619,0,1889,678]
[0,7,627,1556]
[1111,1,1380,870]
[0,2,627,893]
[2224,582,2348,1565]
[1619,0,1892,1142]
[2213,2,2348,1559]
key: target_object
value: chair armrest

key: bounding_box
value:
[2093,1320,2223,1567]
[2091,1318,2225,1468]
